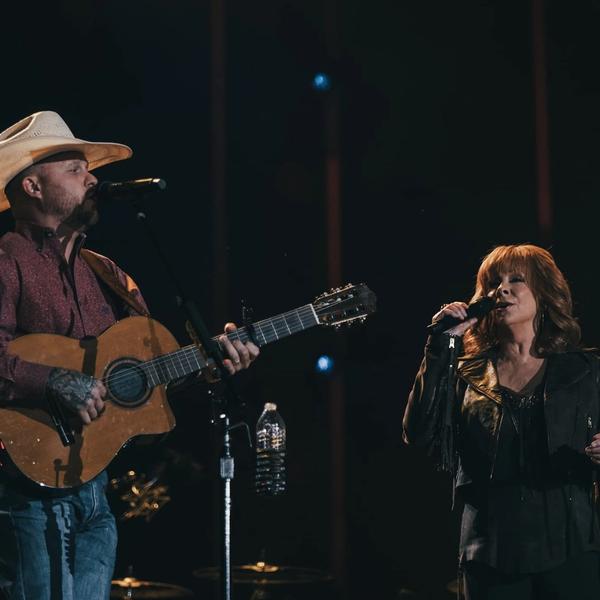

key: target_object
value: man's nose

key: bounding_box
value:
[86,172,98,187]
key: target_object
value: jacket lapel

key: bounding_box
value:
[458,356,503,405]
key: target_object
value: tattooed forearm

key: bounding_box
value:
[46,368,95,413]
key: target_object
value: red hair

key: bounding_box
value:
[463,245,580,356]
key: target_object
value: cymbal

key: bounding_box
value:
[111,577,195,599]
[193,562,333,585]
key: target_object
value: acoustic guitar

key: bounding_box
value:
[0,283,375,488]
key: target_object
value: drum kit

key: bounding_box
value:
[111,562,333,600]
[109,463,332,600]
[108,429,338,600]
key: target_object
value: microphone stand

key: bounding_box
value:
[124,194,245,600]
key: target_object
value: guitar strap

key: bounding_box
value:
[80,249,150,317]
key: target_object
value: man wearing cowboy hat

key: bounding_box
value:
[0,111,259,599]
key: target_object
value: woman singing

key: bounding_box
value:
[403,244,600,599]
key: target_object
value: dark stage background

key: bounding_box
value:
[1,1,600,599]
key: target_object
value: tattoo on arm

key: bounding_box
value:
[47,368,95,413]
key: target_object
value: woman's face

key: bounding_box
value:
[488,271,538,328]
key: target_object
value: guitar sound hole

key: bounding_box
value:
[106,359,150,408]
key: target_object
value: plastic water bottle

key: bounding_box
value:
[255,403,286,496]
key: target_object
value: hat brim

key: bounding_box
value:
[0,136,132,212]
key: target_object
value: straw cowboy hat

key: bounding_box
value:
[0,110,132,212]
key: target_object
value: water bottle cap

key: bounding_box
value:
[264,402,277,411]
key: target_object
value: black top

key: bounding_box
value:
[459,363,600,573]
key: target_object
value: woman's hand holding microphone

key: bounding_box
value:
[431,302,479,337]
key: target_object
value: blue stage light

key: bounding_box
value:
[312,73,331,92]
[316,355,334,373]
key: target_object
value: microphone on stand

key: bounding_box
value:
[96,178,167,201]
[427,296,509,334]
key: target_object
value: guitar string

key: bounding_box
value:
[102,319,310,389]
[101,296,365,392]
[102,294,367,390]
[101,305,320,390]
[100,295,365,392]
[107,310,312,388]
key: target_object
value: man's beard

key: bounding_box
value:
[45,193,99,230]
[64,197,100,230]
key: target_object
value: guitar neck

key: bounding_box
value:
[217,303,319,346]
[140,304,320,386]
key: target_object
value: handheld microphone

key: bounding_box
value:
[96,178,167,201]
[427,296,508,335]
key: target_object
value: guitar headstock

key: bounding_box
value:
[313,283,376,328]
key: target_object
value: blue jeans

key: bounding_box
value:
[0,471,117,600]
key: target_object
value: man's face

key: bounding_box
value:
[33,151,99,229]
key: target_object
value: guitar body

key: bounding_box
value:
[0,317,178,489]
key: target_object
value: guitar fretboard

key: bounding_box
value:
[220,303,318,346]
[137,304,319,386]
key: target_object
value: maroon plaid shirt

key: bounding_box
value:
[0,221,148,403]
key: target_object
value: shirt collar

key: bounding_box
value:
[14,220,87,256]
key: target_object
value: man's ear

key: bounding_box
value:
[21,175,42,199]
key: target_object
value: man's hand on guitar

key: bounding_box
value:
[219,322,260,375]
[47,368,107,425]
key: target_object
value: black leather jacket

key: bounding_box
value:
[403,334,600,490]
